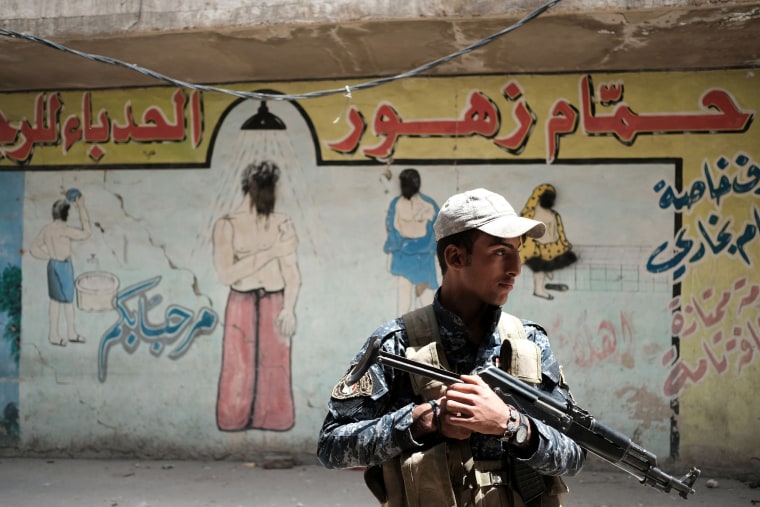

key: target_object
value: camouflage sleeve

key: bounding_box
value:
[317,399,419,469]
[514,403,586,476]
[316,326,424,470]
[515,321,586,476]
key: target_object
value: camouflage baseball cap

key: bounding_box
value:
[433,188,546,241]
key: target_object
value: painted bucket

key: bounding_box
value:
[75,271,119,312]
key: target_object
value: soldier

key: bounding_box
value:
[318,188,585,507]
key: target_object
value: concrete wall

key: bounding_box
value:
[5,0,741,36]
[0,0,759,485]
[0,68,758,478]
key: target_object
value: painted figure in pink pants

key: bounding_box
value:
[213,161,301,431]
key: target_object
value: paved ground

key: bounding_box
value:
[0,457,757,507]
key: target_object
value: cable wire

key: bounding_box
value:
[0,0,562,101]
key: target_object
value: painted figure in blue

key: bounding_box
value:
[383,168,439,314]
[30,192,91,346]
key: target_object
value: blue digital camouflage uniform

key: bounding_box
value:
[317,292,585,477]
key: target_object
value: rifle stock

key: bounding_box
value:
[348,335,700,499]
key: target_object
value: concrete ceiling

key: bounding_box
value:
[1,3,759,92]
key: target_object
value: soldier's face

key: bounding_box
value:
[459,232,522,307]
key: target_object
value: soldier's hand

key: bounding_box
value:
[442,374,511,437]
[411,397,471,441]
[438,397,472,440]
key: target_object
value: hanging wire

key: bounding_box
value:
[0,0,562,101]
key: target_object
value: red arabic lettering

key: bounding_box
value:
[580,74,754,144]
[690,287,731,328]
[190,90,203,148]
[702,331,729,375]
[545,99,579,164]
[736,278,760,314]
[0,88,202,164]
[662,278,760,397]
[0,113,18,145]
[551,311,633,368]
[112,90,187,143]
[662,346,708,398]
[324,76,753,162]
[61,114,81,152]
[363,91,500,159]
[492,81,535,154]
[326,106,367,154]
[737,322,760,375]
[82,92,110,144]
[4,93,62,163]
[362,103,400,158]
[598,81,623,105]
[668,296,698,339]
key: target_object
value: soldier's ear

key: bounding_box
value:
[444,244,465,270]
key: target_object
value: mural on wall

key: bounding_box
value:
[213,160,301,432]
[97,275,218,382]
[647,153,760,281]
[383,168,439,313]
[519,183,578,300]
[29,190,91,346]
[662,274,760,397]
[0,70,757,468]
[325,76,753,165]
[0,172,22,445]
[0,89,204,166]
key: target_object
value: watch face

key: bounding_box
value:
[515,425,529,444]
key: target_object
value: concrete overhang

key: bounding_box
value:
[1,2,759,92]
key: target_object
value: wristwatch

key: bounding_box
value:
[512,416,530,446]
[501,407,520,442]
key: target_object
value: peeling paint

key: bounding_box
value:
[616,385,672,432]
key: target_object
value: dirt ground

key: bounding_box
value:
[0,457,757,507]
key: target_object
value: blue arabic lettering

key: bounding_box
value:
[97,276,218,382]
[654,153,760,211]
[647,206,760,281]
[653,179,705,211]
[698,213,733,255]
[169,308,217,359]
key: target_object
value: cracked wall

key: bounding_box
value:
[0,69,758,478]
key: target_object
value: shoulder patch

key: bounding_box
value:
[331,370,374,399]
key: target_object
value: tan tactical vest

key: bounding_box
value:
[363,305,568,507]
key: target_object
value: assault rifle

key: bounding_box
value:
[346,335,701,500]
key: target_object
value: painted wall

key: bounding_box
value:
[0,69,757,474]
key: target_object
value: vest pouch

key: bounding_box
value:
[405,341,451,399]
[367,460,408,507]
[364,465,389,504]
[500,338,542,385]
[400,442,457,507]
